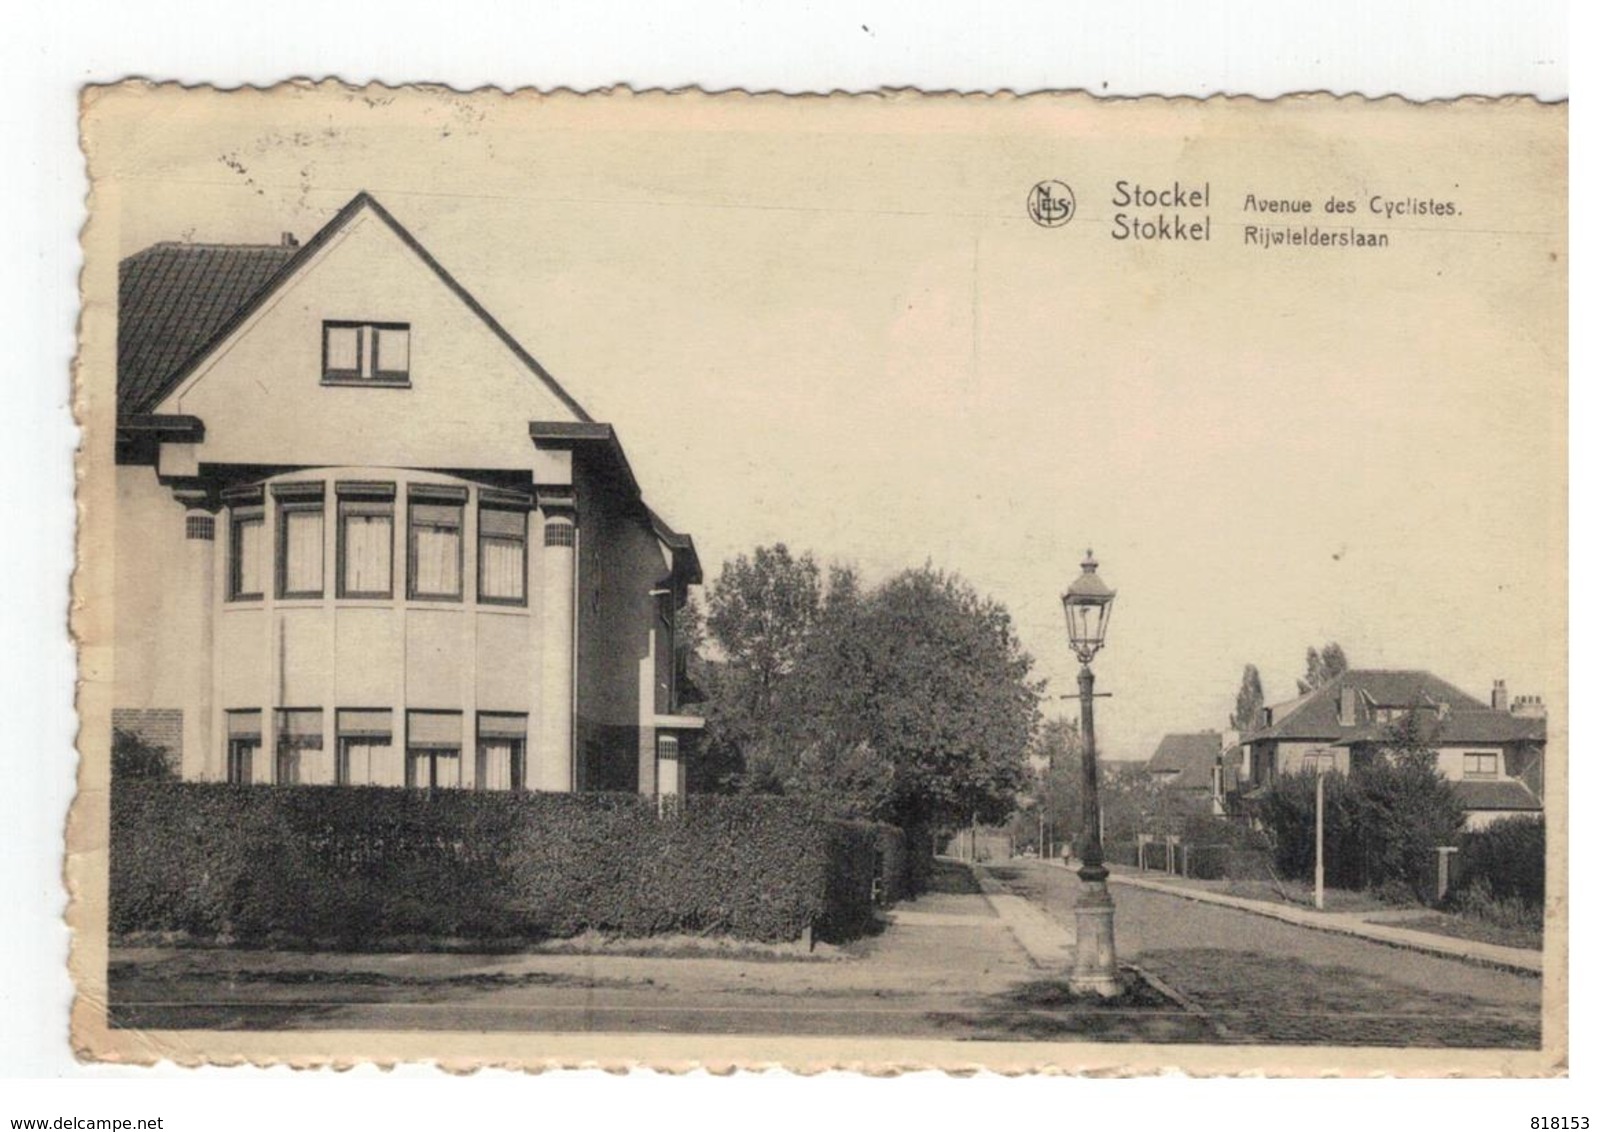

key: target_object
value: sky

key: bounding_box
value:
[87,86,1567,760]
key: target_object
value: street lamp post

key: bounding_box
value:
[1061,550,1119,997]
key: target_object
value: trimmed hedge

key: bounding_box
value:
[1454,815,1544,909]
[110,782,891,946]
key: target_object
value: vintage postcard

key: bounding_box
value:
[71,84,1567,1074]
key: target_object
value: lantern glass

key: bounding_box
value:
[1061,551,1116,663]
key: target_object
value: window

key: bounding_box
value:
[408,487,465,600]
[228,506,265,600]
[1302,749,1337,775]
[337,483,396,598]
[275,708,324,785]
[226,710,262,785]
[322,321,410,384]
[336,709,402,786]
[476,713,528,791]
[407,711,462,789]
[1463,751,1499,778]
[274,484,325,599]
[478,506,528,604]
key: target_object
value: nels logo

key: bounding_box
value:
[1027,180,1076,228]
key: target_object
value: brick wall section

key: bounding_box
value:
[111,708,183,770]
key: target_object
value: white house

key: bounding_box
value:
[112,192,702,798]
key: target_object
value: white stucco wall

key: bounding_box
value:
[155,207,581,471]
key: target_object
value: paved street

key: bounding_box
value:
[106,863,1206,1041]
[105,860,1541,1047]
[984,861,1543,1048]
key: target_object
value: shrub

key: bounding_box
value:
[1256,752,1464,899]
[110,782,893,946]
[111,728,174,781]
[1454,815,1544,909]
[1451,877,1542,933]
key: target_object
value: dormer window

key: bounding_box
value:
[322,321,410,385]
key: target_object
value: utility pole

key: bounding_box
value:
[1315,768,1325,911]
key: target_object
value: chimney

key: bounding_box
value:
[1491,679,1509,712]
[1510,695,1547,720]
[281,231,299,248]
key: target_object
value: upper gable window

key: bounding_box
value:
[322,321,411,386]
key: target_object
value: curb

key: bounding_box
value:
[1110,874,1542,977]
[967,862,1076,969]
[1121,962,1230,1041]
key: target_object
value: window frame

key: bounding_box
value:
[1462,751,1499,779]
[335,707,396,786]
[406,710,464,790]
[274,707,323,786]
[476,502,530,607]
[336,483,397,600]
[475,712,528,792]
[321,321,412,387]
[227,504,265,601]
[274,483,326,600]
[406,487,467,602]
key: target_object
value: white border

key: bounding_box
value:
[1,0,1578,1125]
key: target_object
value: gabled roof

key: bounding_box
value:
[1333,710,1547,747]
[1245,669,1495,743]
[1149,732,1223,790]
[117,191,593,424]
[1149,731,1223,774]
[1451,780,1542,812]
[119,242,297,415]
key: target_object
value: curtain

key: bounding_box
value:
[478,741,516,790]
[343,740,403,786]
[410,751,461,789]
[235,518,264,595]
[481,537,523,600]
[283,509,324,593]
[413,523,460,595]
[343,513,391,593]
[250,742,271,785]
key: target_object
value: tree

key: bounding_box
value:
[1028,717,1083,852]
[1229,664,1265,731]
[111,728,173,780]
[705,544,822,719]
[844,567,1044,835]
[1352,707,1465,900]
[1256,706,1463,899]
[699,545,824,785]
[1296,642,1350,694]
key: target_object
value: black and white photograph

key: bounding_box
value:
[69,82,1565,1075]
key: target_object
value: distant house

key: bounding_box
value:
[1239,671,1546,829]
[1147,731,1235,814]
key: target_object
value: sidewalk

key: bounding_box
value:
[968,860,1075,966]
[1108,872,1542,975]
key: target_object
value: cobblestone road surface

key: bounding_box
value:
[986,862,1542,1048]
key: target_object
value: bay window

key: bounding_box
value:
[226,710,263,785]
[406,710,462,789]
[274,483,325,599]
[337,708,403,786]
[478,504,528,604]
[408,486,465,600]
[476,713,527,791]
[274,708,324,785]
[228,505,265,601]
[337,482,396,598]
